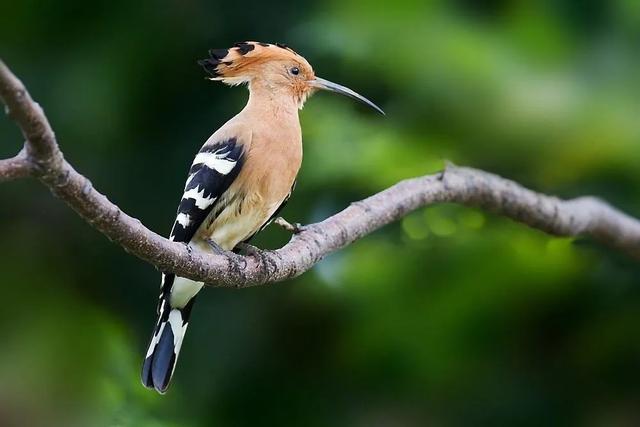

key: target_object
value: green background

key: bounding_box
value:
[1,0,640,425]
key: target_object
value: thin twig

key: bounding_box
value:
[0,148,31,182]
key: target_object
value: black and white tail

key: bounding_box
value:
[141,273,201,394]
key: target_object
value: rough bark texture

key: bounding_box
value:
[1,59,638,288]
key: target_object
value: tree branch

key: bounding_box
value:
[0,148,32,182]
[1,58,639,288]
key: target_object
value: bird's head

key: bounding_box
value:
[198,41,383,114]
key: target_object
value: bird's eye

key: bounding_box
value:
[290,67,300,76]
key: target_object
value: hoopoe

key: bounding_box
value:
[141,41,383,393]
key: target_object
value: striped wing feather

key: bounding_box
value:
[169,137,244,244]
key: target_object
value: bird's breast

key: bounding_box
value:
[197,131,302,250]
[249,118,302,191]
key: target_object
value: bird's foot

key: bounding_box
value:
[184,243,194,259]
[274,217,306,234]
[235,242,265,258]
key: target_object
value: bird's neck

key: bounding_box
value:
[244,79,301,120]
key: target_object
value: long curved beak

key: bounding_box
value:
[310,77,385,115]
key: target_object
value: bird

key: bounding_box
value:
[141,41,383,394]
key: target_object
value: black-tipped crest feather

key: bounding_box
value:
[198,41,304,80]
[234,42,255,55]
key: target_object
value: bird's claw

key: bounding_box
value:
[184,243,194,257]
[235,242,264,258]
[274,217,305,233]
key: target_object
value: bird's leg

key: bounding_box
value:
[205,239,225,254]
[274,217,306,234]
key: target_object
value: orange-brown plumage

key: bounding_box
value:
[142,41,382,394]
[199,41,317,106]
[193,91,303,249]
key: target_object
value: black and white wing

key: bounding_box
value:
[169,137,245,244]
[141,137,245,393]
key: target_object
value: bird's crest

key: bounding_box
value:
[198,41,307,86]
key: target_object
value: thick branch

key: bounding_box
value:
[1,58,639,288]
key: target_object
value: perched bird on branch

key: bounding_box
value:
[141,41,383,393]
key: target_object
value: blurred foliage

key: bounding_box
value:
[1,0,640,425]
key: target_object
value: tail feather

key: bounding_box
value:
[142,274,198,394]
